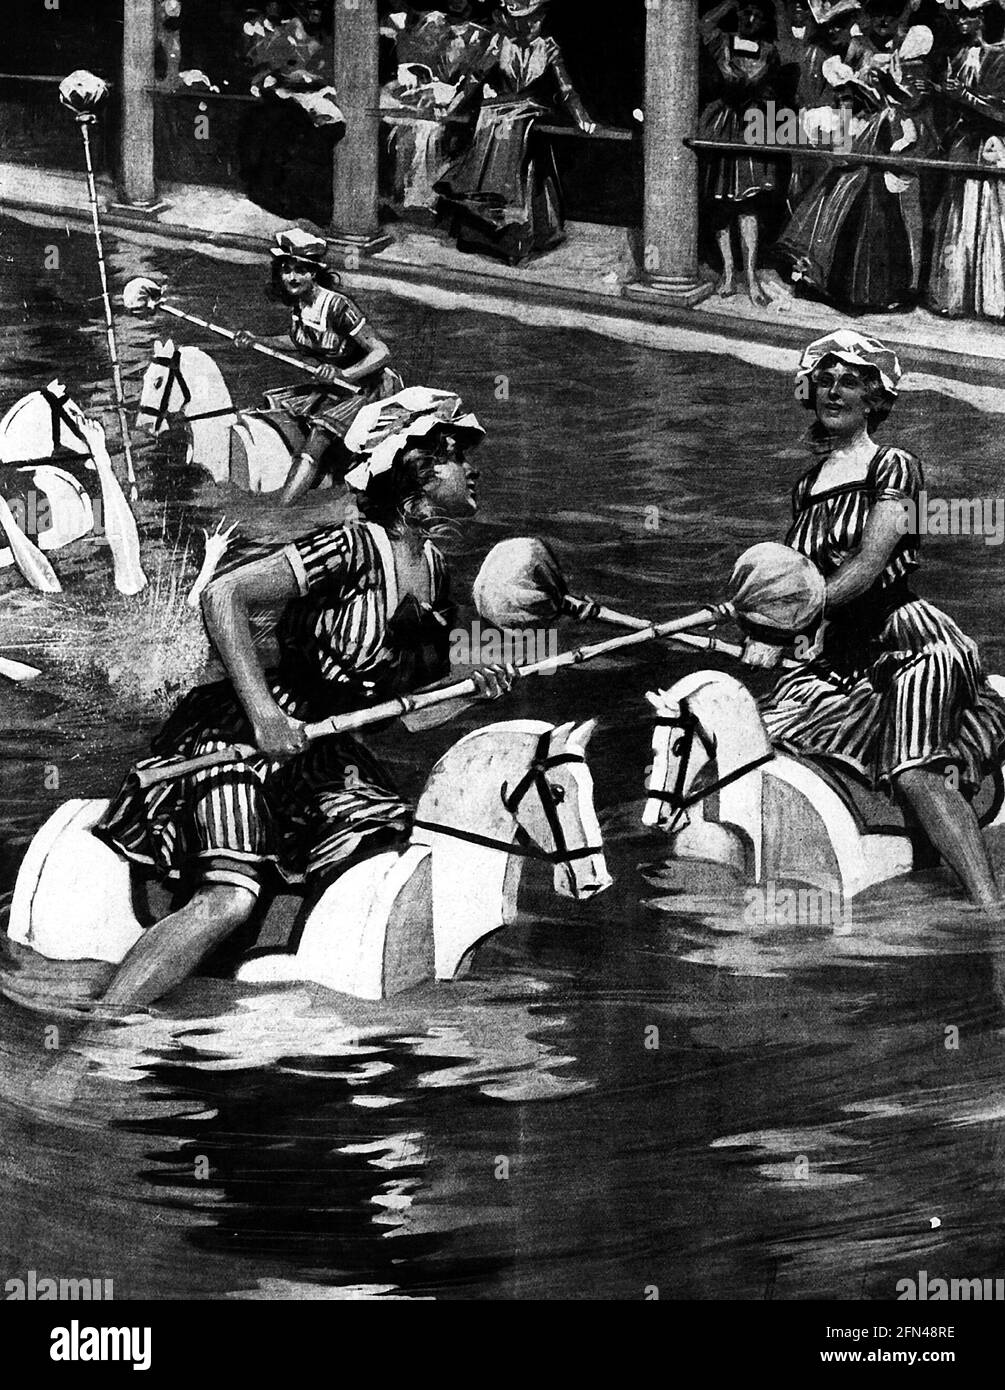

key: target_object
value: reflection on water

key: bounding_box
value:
[2,212,1005,1299]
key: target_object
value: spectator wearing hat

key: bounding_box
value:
[788,1,860,204]
[234,228,403,504]
[927,0,1005,318]
[698,0,781,307]
[434,0,597,265]
[777,0,936,310]
[381,4,493,214]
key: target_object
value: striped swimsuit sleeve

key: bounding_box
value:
[283,524,356,598]
[329,290,368,340]
[871,446,922,504]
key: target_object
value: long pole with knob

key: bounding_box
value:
[76,115,139,502]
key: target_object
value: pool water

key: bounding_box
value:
[1,210,1005,1300]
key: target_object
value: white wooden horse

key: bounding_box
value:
[0,381,97,567]
[7,718,610,1002]
[643,670,1005,900]
[136,340,310,493]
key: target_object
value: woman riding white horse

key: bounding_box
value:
[747,329,1005,907]
[232,227,403,504]
[92,391,515,1007]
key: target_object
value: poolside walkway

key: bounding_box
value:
[2,162,1004,404]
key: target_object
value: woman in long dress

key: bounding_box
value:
[234,227,403,503]
[776,1,935,311]
[382,5,493,213]
[698,0,781,306]
[434,0,597,265]
[94,393,512,1006]
[927,2,1005,319]
[749,330,1005,906]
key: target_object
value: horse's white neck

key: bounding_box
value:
[413,727,537,980]
[177,350,237,483]
[676,687,766,878]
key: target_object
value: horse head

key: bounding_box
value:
[643,670,772,834]
[502,717,612,900]
[137,339,189,435]
[0,381,93,464]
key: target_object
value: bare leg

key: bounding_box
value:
[280,452,324,506]
[716,224,737,297]
[739,211,769,307]
[102,884,257,1008]
[280,426,353,505]
[895,768,1001,908]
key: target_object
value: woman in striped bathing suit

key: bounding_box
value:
[95,392,510,1006]
[747,329,1005,906]
[234,227,403,504]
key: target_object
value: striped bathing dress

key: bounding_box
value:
[95,522,453,898]
[264,285,402,442]
[761,445,1005,791]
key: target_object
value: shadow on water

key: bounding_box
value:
[3,210,1005,1297]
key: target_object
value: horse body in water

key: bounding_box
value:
[0,381,146,595]
[7,719,611,1003]
[643,670,1005,901]
[0,381,98,566]
[136,340,316,493]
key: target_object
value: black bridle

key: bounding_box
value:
[412,729,604,868]
[135,349,236,431]
[41,385,90,455]
[647,697,774,834]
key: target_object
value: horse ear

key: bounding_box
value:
[551,720,576,747]
[567,718,598,753]
[46,380,66,397]
[645,690,662,711]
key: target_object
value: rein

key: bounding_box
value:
[647,698,774,831]
[412,729,603,867]
[136,350,236,430]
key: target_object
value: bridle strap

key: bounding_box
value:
[646,751,775,813]
[648,700,774,820]
[135,349,195,431]
[412,730,603,866]
[409,818,600,864]
[41,386,89,454]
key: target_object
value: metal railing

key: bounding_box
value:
[380,107,633,142]
[687,136,1005,179]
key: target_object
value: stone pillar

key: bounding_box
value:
[329,0,390,256]
[116,0,164,211]
[626,0,712,308]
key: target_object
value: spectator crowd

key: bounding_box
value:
[697,0,1005,320]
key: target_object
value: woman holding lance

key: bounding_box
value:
[746,330,1005,906]
[233,228,403,504]
[92,391,512,1007]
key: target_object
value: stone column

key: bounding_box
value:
[116,0,163,211]
[626,0,712,308]
[329,0,390,257]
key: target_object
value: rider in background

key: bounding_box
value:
[234,227,403,504]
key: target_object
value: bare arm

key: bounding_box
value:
[340,322,391,384]
[744,498,909,668]
[201,551,307,756]
[824,498,908,610]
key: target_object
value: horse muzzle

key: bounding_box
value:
[555,855,613,900]
[136,409,165,436]
[642,795,674,830]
